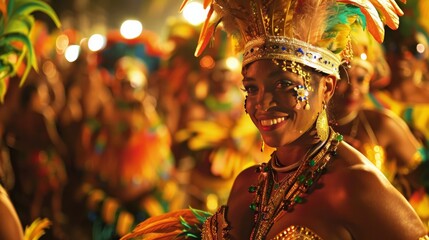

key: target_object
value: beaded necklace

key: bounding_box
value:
[248,128,343,239]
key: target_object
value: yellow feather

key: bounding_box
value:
[23,218,51,240]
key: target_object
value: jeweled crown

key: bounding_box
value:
[181,0,405,78]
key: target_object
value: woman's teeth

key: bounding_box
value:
[261,117,285,126]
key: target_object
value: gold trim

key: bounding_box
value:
[243,36,341,78]
[272,225,323,240]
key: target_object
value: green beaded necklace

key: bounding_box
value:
[248,128,343,239]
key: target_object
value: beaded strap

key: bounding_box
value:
[202,206,230,240]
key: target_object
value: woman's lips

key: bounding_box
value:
[260,117,287,131]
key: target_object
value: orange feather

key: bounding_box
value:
[368,0,400,30]
[338,0,384,42]
[120,209,205,240]
[195,6,219,56]
[179,0,189,12]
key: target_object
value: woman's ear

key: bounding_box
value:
[322,75,337,102]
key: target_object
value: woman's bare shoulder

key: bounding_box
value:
[325,142,427,239]
[230,164,262,193]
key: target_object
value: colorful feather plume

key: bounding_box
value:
[318,4,366,53]
[120,208,212,240]
[181,0,405,57]
[338,0,404,42]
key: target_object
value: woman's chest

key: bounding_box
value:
[264,192,352,240]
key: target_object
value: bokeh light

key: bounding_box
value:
[225,57,240,71]
[88,34,106,52]
[64,45,80,62]
[416,43,426,54]
[120,20,143,39]
[182,2,208,26]
[56,34,69,54]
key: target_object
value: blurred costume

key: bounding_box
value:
[79,31,182,239]
[363,0,429,225]
[121,0,415,239]
[5,80,68,239]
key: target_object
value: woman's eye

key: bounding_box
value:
[357,75,366,84]
[242,85,258,95]
[276,80,293,89]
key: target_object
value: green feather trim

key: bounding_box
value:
[318,4,366,53]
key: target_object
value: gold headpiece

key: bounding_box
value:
[181,0,405,79]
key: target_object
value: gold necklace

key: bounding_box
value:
[249,128,343,240]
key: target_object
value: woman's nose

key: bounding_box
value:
[256,91,275,111]
[344,79,359,96]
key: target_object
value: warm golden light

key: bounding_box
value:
[64,45,80,62]
[120,20,143,39]
[88,34,106,52]
[182,2,208,26]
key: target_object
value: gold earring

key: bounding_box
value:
[316,102,329,141]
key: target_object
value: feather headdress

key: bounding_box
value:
[181,0,405,79]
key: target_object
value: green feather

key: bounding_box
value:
[325,4,366,31]
[319,3,366,53]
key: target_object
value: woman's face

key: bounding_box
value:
[333,65,370,117]
[242,59,325,148]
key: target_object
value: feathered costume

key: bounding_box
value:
[121,0,406,239]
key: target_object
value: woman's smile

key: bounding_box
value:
[259,116,287,131]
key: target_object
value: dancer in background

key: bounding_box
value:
[330,27,429,225]
[365,0,429,226]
